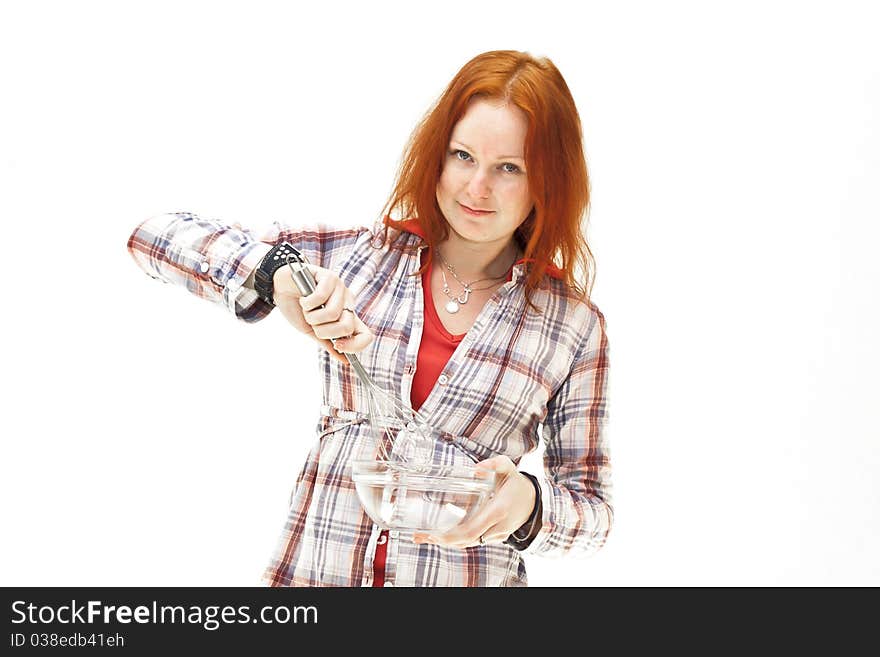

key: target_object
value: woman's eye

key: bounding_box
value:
[450,150,521,174]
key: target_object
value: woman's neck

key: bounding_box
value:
[435,235,522,282]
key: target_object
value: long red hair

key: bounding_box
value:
[374,49,594,311]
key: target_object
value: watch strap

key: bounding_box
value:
[253,242,300,306]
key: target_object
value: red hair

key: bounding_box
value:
[374,49,594,312]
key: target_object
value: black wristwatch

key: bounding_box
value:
[253,242,301,306]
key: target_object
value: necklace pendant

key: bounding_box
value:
[444,300,460,314]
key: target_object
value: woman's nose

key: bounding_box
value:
[467,168,491,199]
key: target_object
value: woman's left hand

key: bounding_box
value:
[413,455,536,548]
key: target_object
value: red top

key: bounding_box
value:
[410,248,469,411]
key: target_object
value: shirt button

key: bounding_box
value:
[437,375,448,385]
[383,581,394,587]
[199,261,209,273]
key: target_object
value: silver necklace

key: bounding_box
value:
[437,251,515,314]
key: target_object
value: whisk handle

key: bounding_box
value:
[283,248,366,372]
[286,256,319,298]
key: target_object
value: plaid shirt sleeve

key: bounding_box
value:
[524,305,613,558]
[126,211,369,323]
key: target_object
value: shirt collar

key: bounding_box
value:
[386,217,565,282]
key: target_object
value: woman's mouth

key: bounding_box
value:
[459,203,494,217]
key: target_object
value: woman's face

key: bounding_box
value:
[436,97,534,250]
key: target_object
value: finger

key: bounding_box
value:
[474,454,515,474]
[304,283,348,331]
[315,336,351,365]
[433,528,489,548]
[433,520,507,547]
[433,522,496,548]
[312,308,359,345]
[477,521,508,545]
[414,532,472,547]
[332,317,373,354]
[430,500,503,546]
[474,457,514,489]
[415,526,493,548]
[430,515,517,548]
[474,457,516,493]
[298,267,335,311]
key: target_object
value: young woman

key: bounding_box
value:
[127,49,612,587]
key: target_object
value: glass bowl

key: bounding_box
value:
[351,459,497,533]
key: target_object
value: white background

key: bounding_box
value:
[1,0,877,586]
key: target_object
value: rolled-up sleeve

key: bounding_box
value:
[524,305,613,558]
[126,211,370,323]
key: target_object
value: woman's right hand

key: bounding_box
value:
[271,264,374,365]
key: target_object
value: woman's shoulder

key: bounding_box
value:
[532,276,607,345]
[541,274,603,313]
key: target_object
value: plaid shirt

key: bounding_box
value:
[127,212,613,587]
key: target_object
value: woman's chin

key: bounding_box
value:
[446,222,488,243]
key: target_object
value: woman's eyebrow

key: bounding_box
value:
[451,140,525,161]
